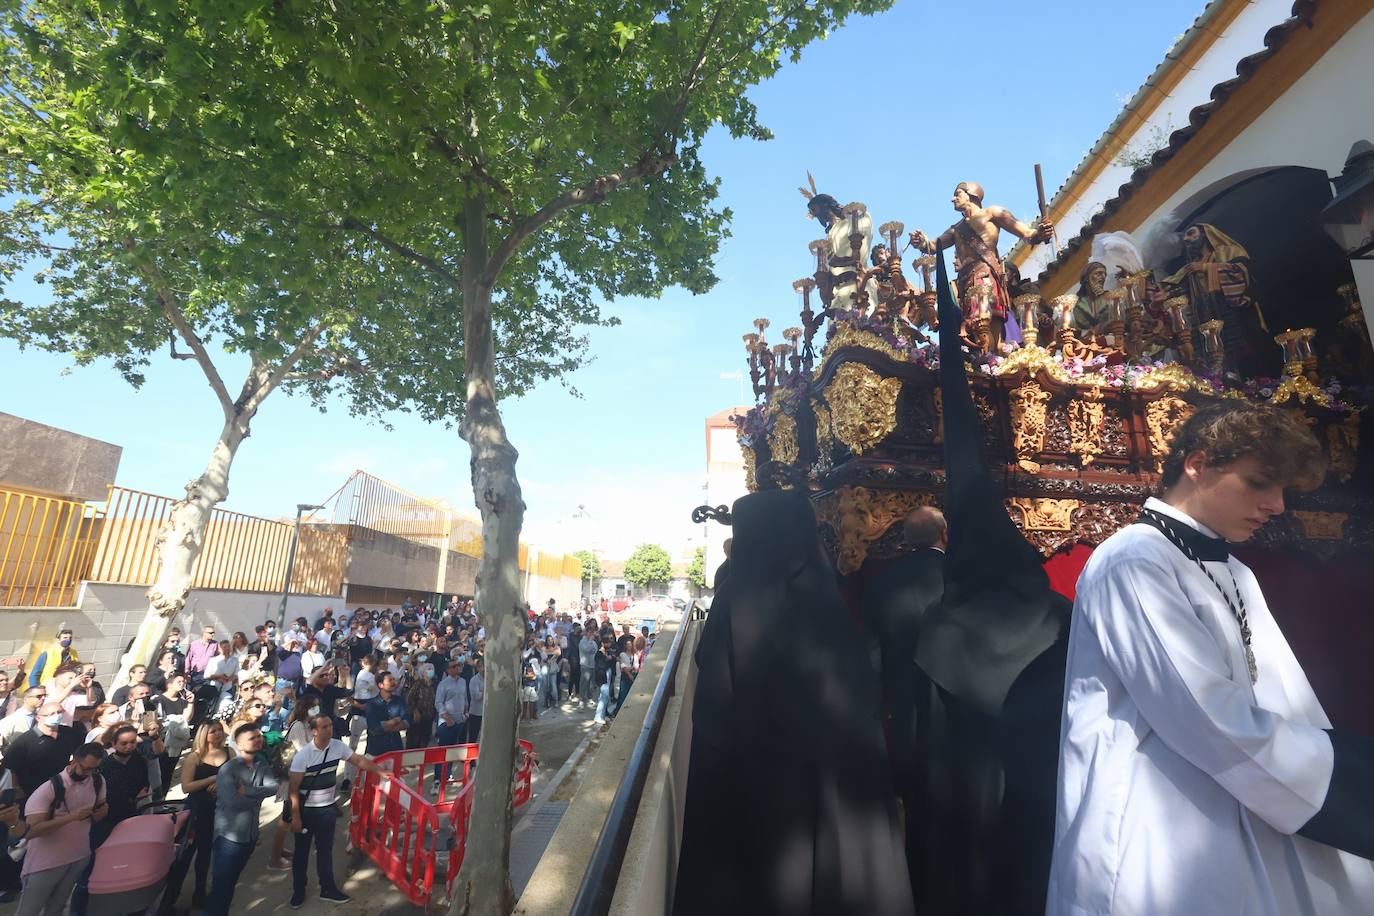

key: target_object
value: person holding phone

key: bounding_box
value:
[16,745,108,915]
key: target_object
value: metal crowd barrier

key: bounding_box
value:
[348,739,537,907]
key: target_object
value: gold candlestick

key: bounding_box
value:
[1198,319,1225,373]
[1015,293,1042,348]
[1052,294,1078,352]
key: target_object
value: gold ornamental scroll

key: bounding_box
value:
[816,486,933,574]
[1009,497,1081,532]
[1068,389,1106,468]
[1009,380,1051,472]
[769,412,800,466]
[1291,510,1347,540]
[741,444,757,493]
[823,362,902,455]
[1145,396,1194,472]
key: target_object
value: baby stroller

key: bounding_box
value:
[84,800,193,916]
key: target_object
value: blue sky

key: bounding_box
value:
[0,0,1206,558]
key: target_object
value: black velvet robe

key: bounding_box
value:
[674,489,914,916]
[900,255,1071,915]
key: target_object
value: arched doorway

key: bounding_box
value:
[1160,166,1358,376]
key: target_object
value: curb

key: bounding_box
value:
[513,718,603,833]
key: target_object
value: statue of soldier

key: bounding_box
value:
[910,182,1054,353]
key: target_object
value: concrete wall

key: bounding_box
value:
[344,529,446,593]
[609,622,699,916]
[0,412,122,501]
[0,582,342,676]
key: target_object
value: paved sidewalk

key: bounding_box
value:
[0,696,605,916]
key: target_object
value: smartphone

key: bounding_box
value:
[141,711,159,733]
[0,787,16,807]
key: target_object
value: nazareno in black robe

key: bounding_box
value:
[900,254,1071,915]
[673,488,914,916]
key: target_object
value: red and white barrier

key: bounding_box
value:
[348,740,538,907]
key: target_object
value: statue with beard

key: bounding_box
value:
[800,174,880,315]
[1164,224,1271,378]
[1072,261,1113,342]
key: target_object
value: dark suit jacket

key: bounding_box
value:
[860,547,945,778]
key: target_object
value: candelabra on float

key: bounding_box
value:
[1052,294,1078,353]
[1016,293,1043,348]
[783,327,803,379]
[1105,294,1127,353]
[744,316,776,400]
[809,238,834,308]
[1198,319,1225,374]
[1164,296,1194,366]
[912,256,938,329]
[1274,328,1319,382]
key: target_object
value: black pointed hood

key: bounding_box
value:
[913,254,1067,715]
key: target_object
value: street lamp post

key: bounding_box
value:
[279,503,325,629]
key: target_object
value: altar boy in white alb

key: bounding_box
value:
[1048,402,1374,916]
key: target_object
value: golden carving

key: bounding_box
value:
[1325,413,1360,483]
[1291,510,1347,540]
[815,486,933,574]
[1270,373,1330,408]
[1145,396,1194,472]
[813,401,834,454]
[816,321,906,376]
[740,443,757,493]
[1009,497,1080,531]
[1068,388,1105,467]
[823,362,902,455]
[1008,380,1051,472]
[769,412,799,466]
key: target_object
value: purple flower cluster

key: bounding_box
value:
[730,406,768,446]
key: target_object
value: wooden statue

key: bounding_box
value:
[910,182,1054,354]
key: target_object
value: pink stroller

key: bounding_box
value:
[84,804,193,916]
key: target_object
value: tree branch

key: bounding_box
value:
[242,320,330,415]
[482,152,676,287]
[663,3,729,144]
[339,216,461,288]
[168,333,196,361]
[123,240,235,416]
[478,5,728,288]
[283,353,369,382]
[429,129,514,205]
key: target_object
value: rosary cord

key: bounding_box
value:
[1142,509,1258,684]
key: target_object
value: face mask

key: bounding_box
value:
[42,713,63,728]
[70,769,88,782]
[59,637,72,647]
[308,706,321,718]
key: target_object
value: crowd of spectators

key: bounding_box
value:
[0,594,656,912]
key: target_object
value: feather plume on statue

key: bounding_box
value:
[798,171,819,216]
[1090,231,1148,291]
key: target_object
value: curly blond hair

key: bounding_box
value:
[1160,401,1325,491]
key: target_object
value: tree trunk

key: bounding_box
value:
[450,190,527,916]
[113,413,251,687]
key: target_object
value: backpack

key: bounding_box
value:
[47,771,103,820]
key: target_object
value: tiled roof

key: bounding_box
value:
[1035,0,1318,284]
